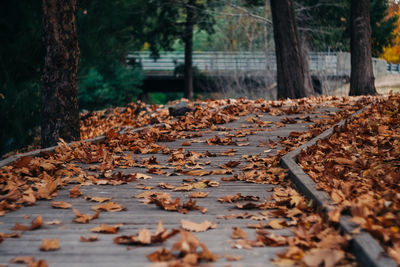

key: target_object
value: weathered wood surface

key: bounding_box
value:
[0,107,337,267]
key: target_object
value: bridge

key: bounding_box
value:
[128,51,400,95]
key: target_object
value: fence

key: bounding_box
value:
[128,51,394,77]
[387,63,400,73]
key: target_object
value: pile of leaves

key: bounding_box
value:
[298,94,400,264]
[217,186,357,267]
[0,96,378,265]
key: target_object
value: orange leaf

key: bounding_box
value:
[231,227,247,239]
[40,238,60,251]
[181,219,216,232]
[69,185,82,198]
[51,201,72,209]
[80,235,98,242]
[90,224,120,234]
[189,192,209,198]
[91,201,125,212]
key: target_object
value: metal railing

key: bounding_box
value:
[128,51,396,76]
[387,63,400,73]
[128,51,337,74]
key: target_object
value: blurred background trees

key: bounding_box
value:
[0,0,399,155]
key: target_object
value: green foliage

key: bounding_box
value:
[147,92,184,105]
[76,0,145,110]
[143,0,217,58]
[0,0,146,155]
[0,1,43,155]
[78,65,143,110]
[297,0,397,54]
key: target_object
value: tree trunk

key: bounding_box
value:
[41,0,80,148]
[270,0,308,99]
[300,32,315,95]
[184,0,195,101]
[349,0,377,96]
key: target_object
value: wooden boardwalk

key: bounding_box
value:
[0,106,337,267]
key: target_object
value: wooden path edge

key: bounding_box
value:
[0,123,166,169]
[281,105,397,267]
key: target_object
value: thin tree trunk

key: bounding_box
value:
[184,0,195,100]
[349,0,377,96]
[300,32,315,95]
[270,0,308,99]
[41,0,80,147]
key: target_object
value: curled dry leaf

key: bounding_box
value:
[9,256,36,264]
[327,207,341,223]
[132,173,152,179]
[170,230,217,262]
[114,221,179,246]
[84,196,111,203]
[180,170,211,176]
[51,201,72,209]
[181,141,191,146]
[40,238,60,251]
[188,192,209,198]
[0,232,21,244]
[11,215,43,231]
[135,184,154,190]
[146,248,176,262]
[181,219,216,232]
[90,224,121,234]
[91,201,126,212]
[73,209,100,224]
[80,235,98,242]
[231,227,247,239]
[45,220,62,225]
[266,220,288,230]
[302,248,344,267]
[69,185,82,198]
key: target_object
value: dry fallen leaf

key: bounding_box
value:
[135,184,154,190]
[302,248,344,267]
[114,221,179,246]
[328,208,341,223]
[266,220,288,230]
[181,170,211,176]
[188,192,209,198]
[69,185,82,198]
[45,220,62,225]
[146,248,176,262]
[181,219,216,232]
[51,201,72,209]
[40,238,60,251]
[80,235,98,242]
[231,227,247,239]
[73,209,100,224]
[84,196,111,203]
[11,216,43,231]
[90,224,121,234]
[91,201,126,212]
[9,256,36,265]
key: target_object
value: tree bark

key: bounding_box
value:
[270,0,308,99]
[349,0,377,96]
[41,0,80,148]
[300,32,315,95]
[183,0,195,101]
